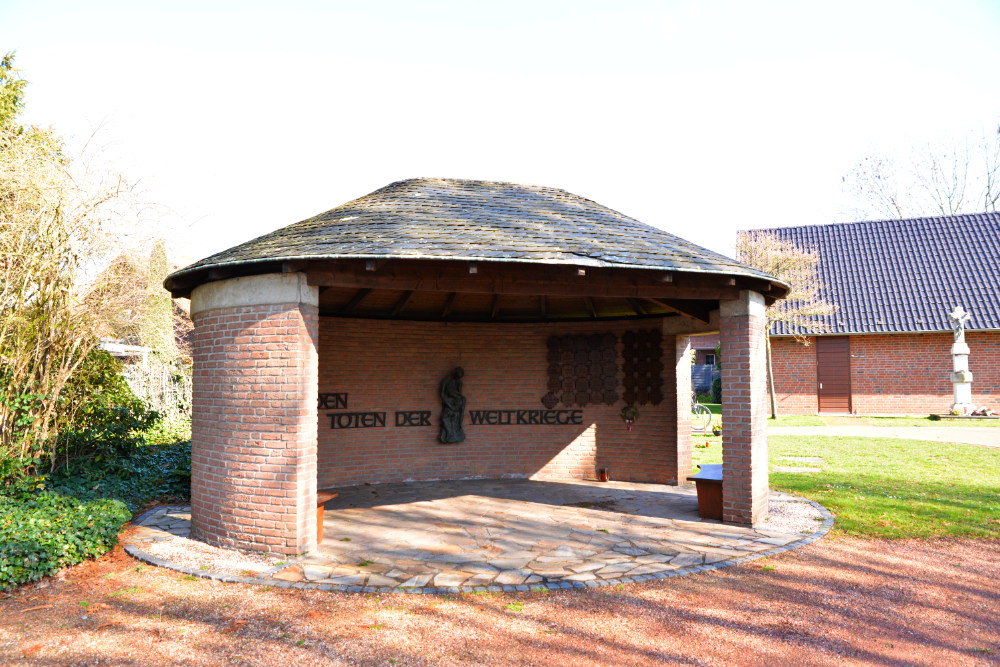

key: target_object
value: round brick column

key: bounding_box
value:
[189,273,319,555]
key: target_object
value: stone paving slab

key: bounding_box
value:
[124,479,833,595]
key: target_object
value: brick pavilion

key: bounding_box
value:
[164,178,788,555]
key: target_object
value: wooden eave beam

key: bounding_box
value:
[584,297,598,319]
[644,298,712,324]
[306,268,739,301]
[490,294,501,319]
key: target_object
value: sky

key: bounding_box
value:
[2,0,999,264]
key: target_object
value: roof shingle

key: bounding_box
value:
[166,178,781,290]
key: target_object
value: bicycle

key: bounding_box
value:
[691,392,712,434]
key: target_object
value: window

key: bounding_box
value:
[703,353,715,366]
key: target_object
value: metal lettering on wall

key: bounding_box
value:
[322,371,585,434]
[469,409,584,426]
[318,393,348,410]
[325,408,582,429]
[327,411,431,429]
[328,411,385,429]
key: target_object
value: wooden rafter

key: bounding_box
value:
[389,290,414,316]
[341,288,371,314]
[490,294,501,319]
[585,297,598,319]
[627,298,648,316]
[440,292,457,318]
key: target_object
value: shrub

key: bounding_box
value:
[0,439,190,590]
[711,376,722,403]
[0,489,129,589]
[47,440,191,513]
[143,416,191,446]
[55,350,159,466]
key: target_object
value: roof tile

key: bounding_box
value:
[749,212,1000,334]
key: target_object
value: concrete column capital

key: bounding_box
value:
[190,272,318,316]
[719,290,766,319]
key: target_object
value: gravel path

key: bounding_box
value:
[770,425,1000,447]
[2,532,998,666]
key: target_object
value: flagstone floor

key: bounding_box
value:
[127,479,831,594]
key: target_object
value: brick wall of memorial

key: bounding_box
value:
[316,318,687,488]
[771,332,1000,415]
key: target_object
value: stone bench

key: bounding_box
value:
[687,463,723,520]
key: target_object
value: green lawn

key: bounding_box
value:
[692,435,1000,539]
[767,414,826,427]
[696,405,825,427]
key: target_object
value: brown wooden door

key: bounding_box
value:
[816,336,851,413]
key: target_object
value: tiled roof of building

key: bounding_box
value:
[751,212,1000,335]
[166,178,782,289]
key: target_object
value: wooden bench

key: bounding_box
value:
[316,492,339,544]
[687,464,723,520]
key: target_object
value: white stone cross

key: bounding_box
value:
[949,305,971,343]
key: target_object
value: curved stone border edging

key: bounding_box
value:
[123,498,834,595]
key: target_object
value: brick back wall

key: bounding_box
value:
[317,318,682,488]
[770,337,819,415]
[772,332,1000,414]
[191,303,318,555]
[852,332,999,414]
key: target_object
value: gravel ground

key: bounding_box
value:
[2,526,998,666]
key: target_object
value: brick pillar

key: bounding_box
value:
[720,290,768,525]
[664,333,693,484]
[189,273,318,555]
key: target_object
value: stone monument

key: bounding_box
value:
[948,305,975,415]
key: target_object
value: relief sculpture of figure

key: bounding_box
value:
[439,367,466,444]
[949,305,971,343]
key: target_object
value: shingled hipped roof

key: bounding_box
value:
[753,212,1000,335]
[165,178,784,293]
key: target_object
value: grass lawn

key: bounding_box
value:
[692,435,1000,539]
[767,414,826,426]
[697,405,825,427]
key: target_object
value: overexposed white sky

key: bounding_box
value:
[3,0,999,263]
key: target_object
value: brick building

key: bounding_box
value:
[165,178,787,555]
[750,213,1000,415]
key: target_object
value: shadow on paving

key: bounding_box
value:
[322,478,704,521]
[9,538,1000,666]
